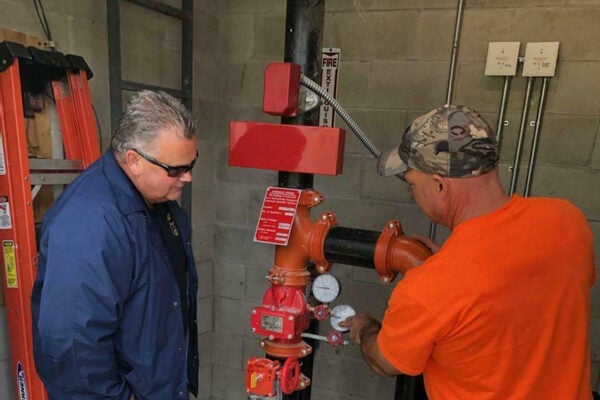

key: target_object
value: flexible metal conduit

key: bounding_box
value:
[300,74,382,158]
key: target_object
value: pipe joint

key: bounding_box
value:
[271,189,336,286]
[374,220,432,283]
[309,211,337,273]
[267,267,311,287]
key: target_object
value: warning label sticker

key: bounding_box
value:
[0,135,5,175]
[3,240,18,288]
[0,200,12,229]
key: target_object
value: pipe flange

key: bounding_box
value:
[374,220,403,284]
[309,211,337,273]
[267,266,311,287]
[299,189,323,208]
[262,339,313,359]
[374,220,432,283]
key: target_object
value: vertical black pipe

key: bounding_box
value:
[395,375,428,400]
[180,0,194,217]
[278,0,324,191]
[278,1,324,400]
[107,0,122,129]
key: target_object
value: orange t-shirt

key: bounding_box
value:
[378,195,596,400]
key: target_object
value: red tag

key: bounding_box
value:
[254,187,301,245]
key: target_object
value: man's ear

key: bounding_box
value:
[125,149,142,176]
[431,174,447,195]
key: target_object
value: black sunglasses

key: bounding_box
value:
[133,148,198,178]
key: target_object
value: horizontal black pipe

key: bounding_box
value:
[123,0,191,20]
[324,227,379,268]
[121,80,188,100]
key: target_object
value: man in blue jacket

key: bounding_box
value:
[31,90,199,399]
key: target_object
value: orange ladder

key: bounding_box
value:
[0,41,100,400]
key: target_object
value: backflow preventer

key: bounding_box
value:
[229,63,432,399]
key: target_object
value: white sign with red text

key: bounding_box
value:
[254,187,301,246]
[319,48,341,127]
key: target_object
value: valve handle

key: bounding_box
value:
[326,330,344,347]
[312,304,329,321]
[280,357,300,395]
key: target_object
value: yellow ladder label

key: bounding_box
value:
[3,240,18,288]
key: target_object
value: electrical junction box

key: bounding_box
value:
[263,62,301,116]
[522,42,559,77]
[485,42,520,76]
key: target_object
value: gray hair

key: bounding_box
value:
[111,90,197,157]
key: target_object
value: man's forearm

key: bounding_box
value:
[358,318,399,378]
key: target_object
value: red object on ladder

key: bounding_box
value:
[0,41,100,400]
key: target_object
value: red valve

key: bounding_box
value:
[312,304,329,321]
[246,357,281,396]
[250,286,310,340]
[327,330,344,347]
[280,357,301,395]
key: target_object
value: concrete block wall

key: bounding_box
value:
[208,1,600,399]
[0,1,598,399]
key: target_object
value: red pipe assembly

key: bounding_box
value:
[247,190,334,394]
[229,62,432,398]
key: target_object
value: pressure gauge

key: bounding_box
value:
[330,304,356,332]
[311,274,340,303]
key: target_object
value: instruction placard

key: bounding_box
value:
[254,187,301,246]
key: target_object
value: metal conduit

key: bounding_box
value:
[445,0,465,105]
[509,76,535,195]
[300,75,382,158]
[524,77,549,197]
[428,0,465,247]
[495,76,512,154]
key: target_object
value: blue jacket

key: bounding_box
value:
[31,151,199,400]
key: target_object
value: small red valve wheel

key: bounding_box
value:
[327,330,344,347]
[312,304,329,321]
[280,357,300,395]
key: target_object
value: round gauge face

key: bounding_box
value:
[329,304,356,332]
[312,274,341,303]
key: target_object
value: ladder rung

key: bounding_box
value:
[29,158,83,171]
[29,173,79,185]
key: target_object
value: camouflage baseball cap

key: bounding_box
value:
[377,104,498,178]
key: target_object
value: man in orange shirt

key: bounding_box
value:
[340,105,596,399]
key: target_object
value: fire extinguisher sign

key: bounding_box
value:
[254,187,301,246]
[319,48,341,128]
